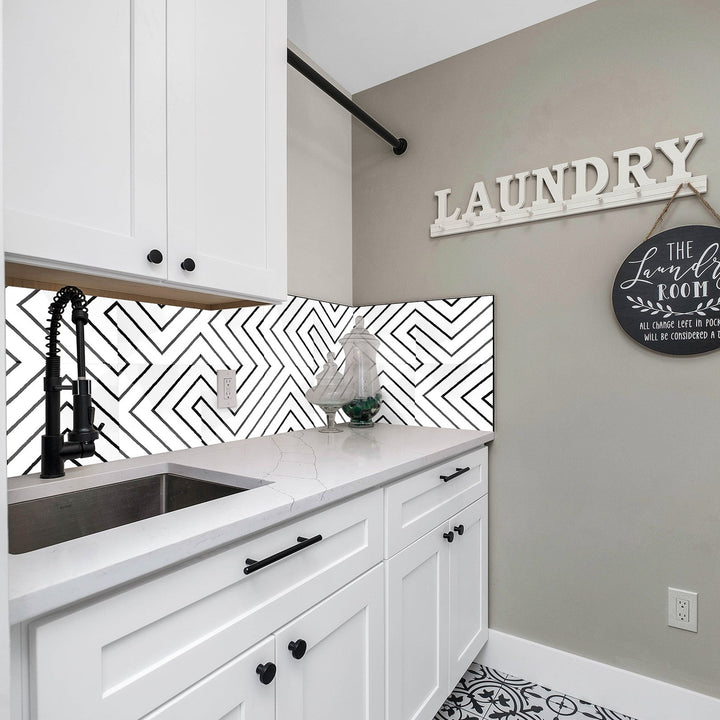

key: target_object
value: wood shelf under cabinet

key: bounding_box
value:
[5,261,266,310]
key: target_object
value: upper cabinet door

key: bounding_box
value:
[3,0,167,280]
[166,0,287,303]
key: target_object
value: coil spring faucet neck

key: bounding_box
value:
[40,286,102,479]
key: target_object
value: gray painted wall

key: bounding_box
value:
[352,0,720,698]
[287,43,353,305]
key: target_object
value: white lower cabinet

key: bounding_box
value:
[275,565,384,720]
[386,495,488,720]
[17,445,490,720]
[28,490,383,720]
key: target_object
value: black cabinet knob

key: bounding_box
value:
[288,639,307,660]
[454,524,465,536]
[256,662,276,685]
[180,257,196,272]
[147,249,163,264]
[443,531,454,543]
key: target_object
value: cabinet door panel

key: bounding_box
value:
[166,0,286,302]
[276,566,384,720]
[142,637,275,720]
[4,0,167,279]
[448,496,489,689]
[386,530,448,720]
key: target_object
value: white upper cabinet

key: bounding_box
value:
[4,0,168,281]
[166,0,286,301]
[4,0,287,305]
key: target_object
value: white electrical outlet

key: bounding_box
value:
[216,369,237,409]
[676,598,690,623]
[668,587,698,632]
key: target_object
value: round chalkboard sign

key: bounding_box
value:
[612,225,720,355]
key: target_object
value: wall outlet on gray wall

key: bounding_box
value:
[668,587,697,632]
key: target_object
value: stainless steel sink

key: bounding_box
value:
[8,473,245,554]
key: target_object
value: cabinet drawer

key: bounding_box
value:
[30,489,383,720]
[385,447,487,557]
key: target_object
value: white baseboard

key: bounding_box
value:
[476,629,720,720]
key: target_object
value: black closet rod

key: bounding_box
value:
[287,48,407,156]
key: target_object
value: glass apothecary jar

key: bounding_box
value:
[340,316,382,427]
[305,352,354,432]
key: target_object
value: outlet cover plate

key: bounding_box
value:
[668,587,698,632]
[216,369,237,409]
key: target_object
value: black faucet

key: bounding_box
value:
[40,286,103,478]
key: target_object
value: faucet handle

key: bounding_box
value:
[89,406,105,434]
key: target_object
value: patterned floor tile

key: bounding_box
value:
[435,664,637,720]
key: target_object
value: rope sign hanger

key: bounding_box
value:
[613,181,720,356]
[643,181,720,242]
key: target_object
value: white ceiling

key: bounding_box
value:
[288,0,597,94]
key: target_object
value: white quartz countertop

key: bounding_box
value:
[8,424,493,624]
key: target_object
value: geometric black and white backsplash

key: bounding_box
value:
[5,288,493,477]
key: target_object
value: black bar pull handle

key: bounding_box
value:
[440,466,470,482]
[244,534,323,575]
